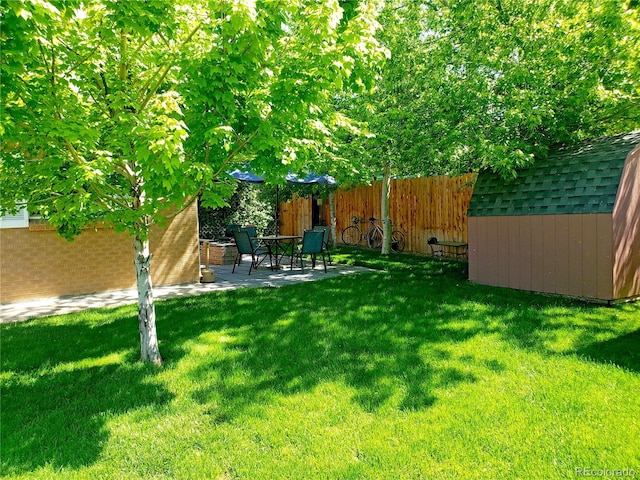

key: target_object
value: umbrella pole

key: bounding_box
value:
[276,185,279,236]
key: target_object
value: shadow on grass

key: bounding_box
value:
[1,314,174,475]
[1,308,138,371]
[157,269,499,419]
[159,252,639,423]
[576,328,640,372]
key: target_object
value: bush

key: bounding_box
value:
[198,183,277,239]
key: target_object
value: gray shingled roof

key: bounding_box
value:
[467,131,640,217]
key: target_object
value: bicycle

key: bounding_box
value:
[341,216,406,252]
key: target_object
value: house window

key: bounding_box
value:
[0,203,29,229]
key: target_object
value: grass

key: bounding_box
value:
[2,248,639,479]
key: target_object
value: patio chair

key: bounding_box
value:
[241,225,260,249]
[219,224,241,242]
[291,229,326,273]
[427,237,444,256]
[313,225,332,265]
[242,225,257,236]
[226,223,241,237]
[232,229,272,275]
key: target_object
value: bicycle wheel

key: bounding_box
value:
[341,225,362,246]
[391,230,406,252]
[366,228,383,249]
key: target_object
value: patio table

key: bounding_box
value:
[257,235,302,268]
[437,241,468,258]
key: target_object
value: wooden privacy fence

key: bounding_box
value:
[279,173,477,255]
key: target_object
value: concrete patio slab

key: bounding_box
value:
[1,263,373,323]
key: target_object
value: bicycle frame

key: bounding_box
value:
[341,216,405,252]
[365,218,384,249]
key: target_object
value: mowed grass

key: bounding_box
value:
[2,248,639,479]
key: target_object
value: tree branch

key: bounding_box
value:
[138,21,204,112]
[89,183,131,211]
[60,40,102,76]
[112,161,136,184]
[223,111,273,165]
[163,189,202,220]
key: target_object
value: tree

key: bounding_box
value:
[1,0,387,363]
[416,0,640,172]
[344,0,640,253]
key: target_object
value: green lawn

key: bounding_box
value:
[2,249,639,479]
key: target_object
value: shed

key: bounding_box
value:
[467,132,640,302]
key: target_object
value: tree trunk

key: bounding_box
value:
[381,162,392,255]
[329,191,337,249]
[134,235,162,364]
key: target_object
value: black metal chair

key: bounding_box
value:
[291,230,326,273]
[427,237,444,256]
[232,229,272,275]
[313,225,332,265]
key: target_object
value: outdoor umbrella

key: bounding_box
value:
[228,169,336,185]
[227,168,266,183]
[285,172,336,185]
[228,169,336,234]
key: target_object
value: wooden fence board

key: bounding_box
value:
[280,174,476,255]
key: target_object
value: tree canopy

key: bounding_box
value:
[1,0,387,233]
[345,0,640,181]
[323,0,639,253]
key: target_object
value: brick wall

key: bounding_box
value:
[0,203,199,304]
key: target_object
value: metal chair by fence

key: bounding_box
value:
[241,225,260,249]
[218,224,240,242]
[313,225,332,265]
[427,237,444,256]
[291,230,327,273]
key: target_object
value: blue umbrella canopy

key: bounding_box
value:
[228,168,336,185]
[227,168,265,183]
[285,172,336,185]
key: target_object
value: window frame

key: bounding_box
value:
[0,203,30,229]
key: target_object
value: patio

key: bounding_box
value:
[0,263,373,323]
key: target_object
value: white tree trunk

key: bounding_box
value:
[329,191,337,249]
[134,235,162,364]
[381,163,392,255]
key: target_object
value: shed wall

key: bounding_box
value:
[468,213,614,300]
[0,203,199,304]
[612,145,640,299]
